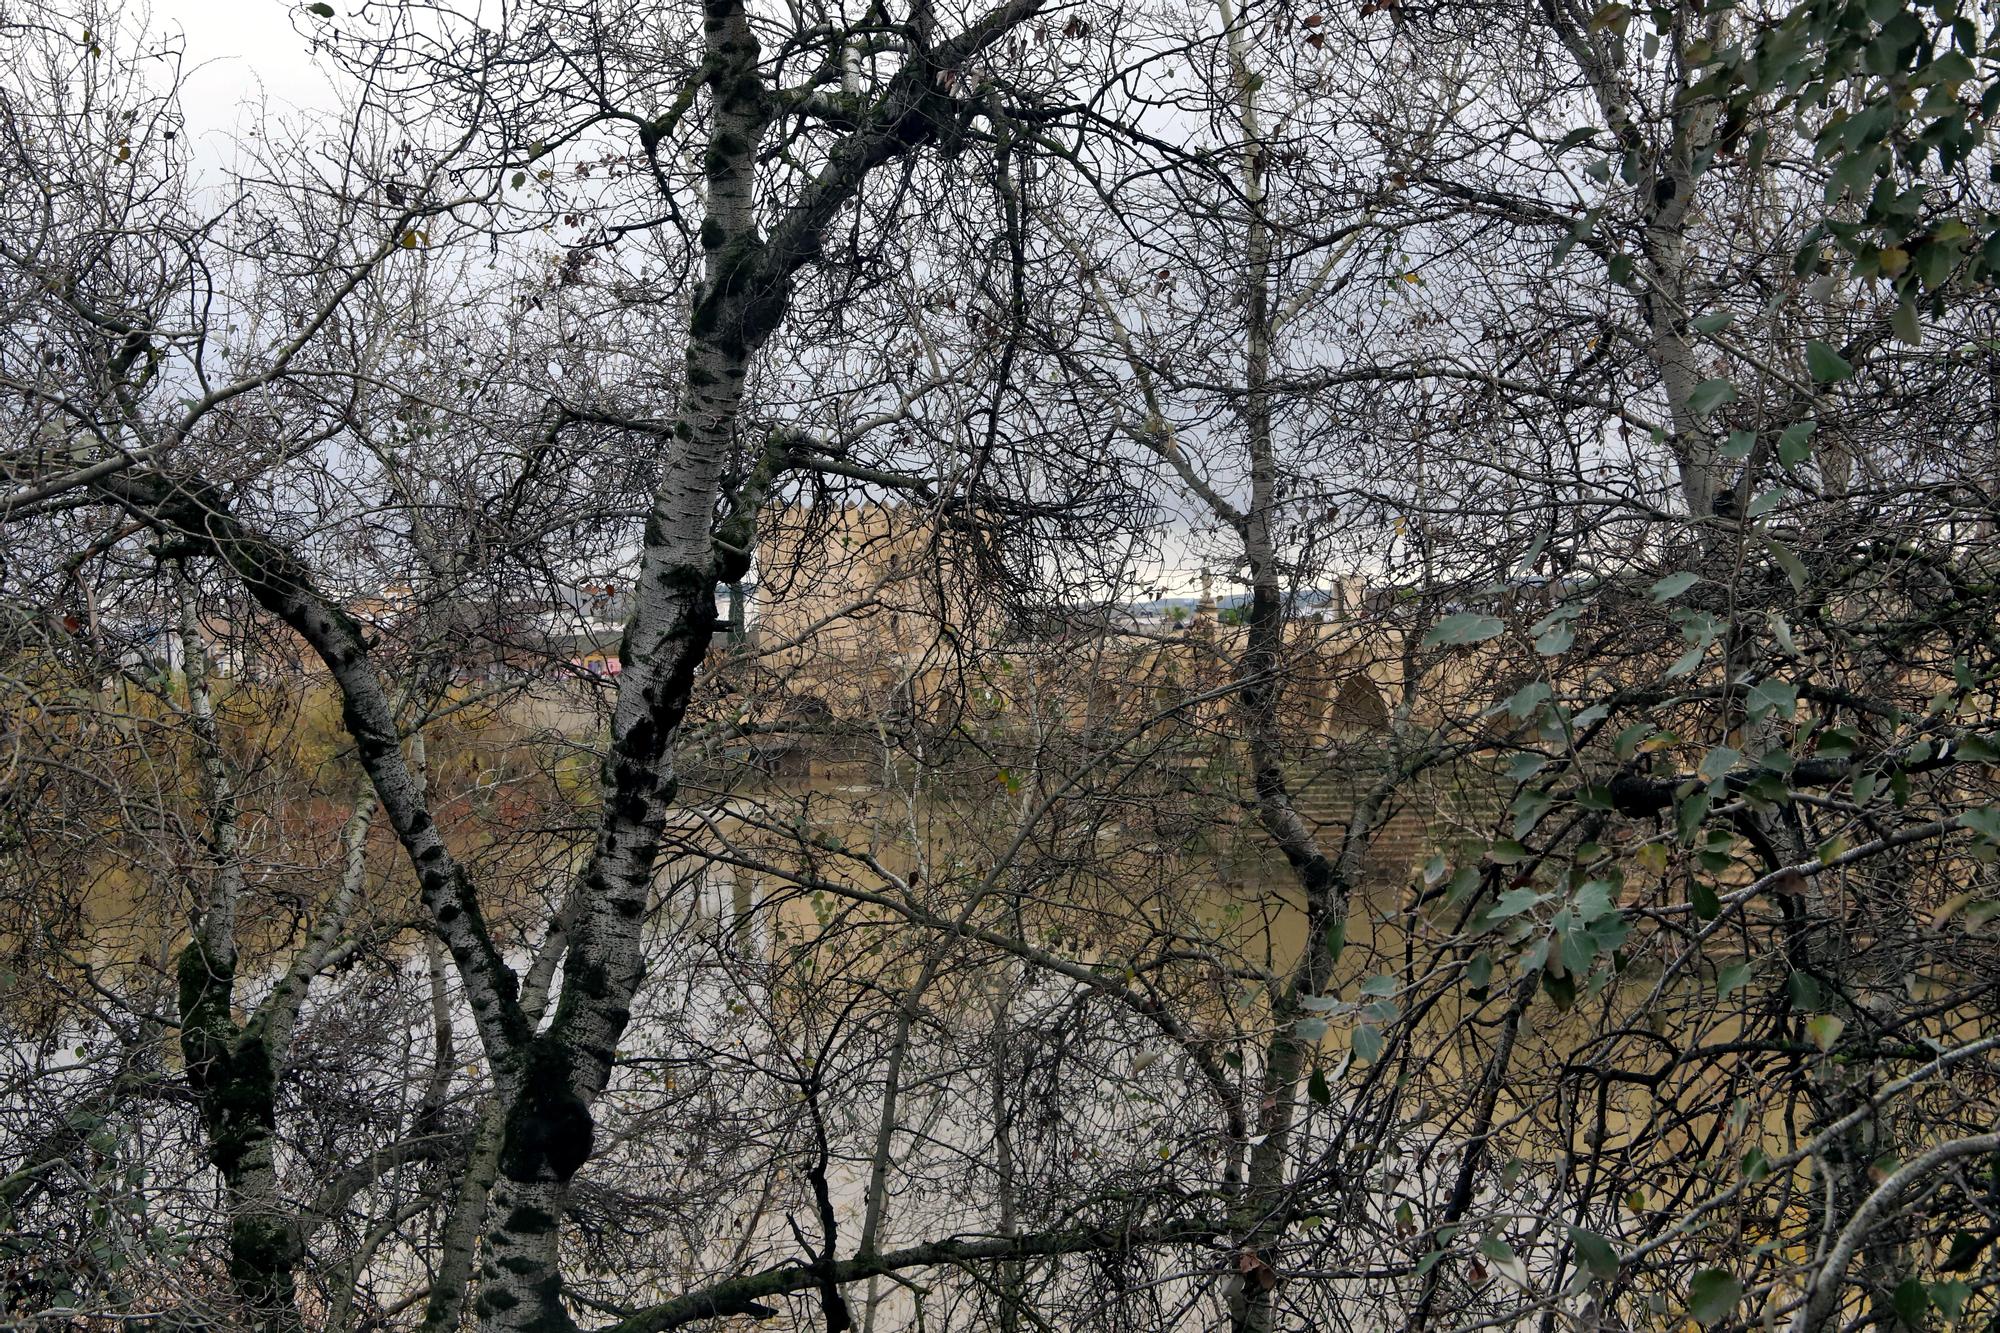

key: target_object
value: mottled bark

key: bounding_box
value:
[1787,1133,2000,1333]
[1207,9,1354,1328]
[110,1,1054,1324]
[128,474,532,1062]
[472,0,1054,1322]
[421,1096,508,1333]
[1752,805,1912,1333]
[427,912,568,1333]
[177,938,298,1333]
[1541,1,1723,519]
[1408,986,1531,1330]
[176,579,389,1331]
[989,994,1024,1333]
[603,1219,1232,1333]
[173,576,300,1333]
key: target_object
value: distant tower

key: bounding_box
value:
[1193,568,1218,637]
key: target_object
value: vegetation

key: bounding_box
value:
[2,0,1997,1330]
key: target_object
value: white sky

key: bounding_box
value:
[145,0,342,173]
[124,0,1231,601]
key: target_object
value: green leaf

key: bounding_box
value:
[1765,537,1808,592]
[1690,879,1721,920]
[1692,310,1735,333]
[1466,952,1493,992]
[1587,3,1632,35]
[1961,807,2000,840]
[1941,1230,1989,1272]
[1574,880,1617,922]
[1917,240,1956,289]
[1698,745,1741,782]
[1789,970,1823,1011]
[307,1,335,14]
[1776,419,1816,466]
[1956,734,2000,763]
[1506,681,1551,720]
[1806,1013,1845,1051]
[1560,927,1598,975]
[1747,487,1787,518]
[1490,888,1547,920]
[1677,787,1715,842]
[1688,378,1737,417]
[1512,529,1549,577]
[1664,640,1712,676]
[1891,1276,1928,1328]
[1423,613,1505,648]
[1652,571,1700,601]
[1932,1280,1971,1319]
[1891,300,1922,347]
[1568,1227,1620,1281]
[1805,339,1854,382]
[1535,623,1574,655]
[1614,722,1656,759]
[1350,1023,1384,1062]
[1745,679,1798,719]
[1716,960,1752,999]
[1687,1269,1743,1324]
[1541,966,1578,1010]
[1307,1064,1332,1105]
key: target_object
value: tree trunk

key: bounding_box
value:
[1218,11,1350,1325]
[114,6,1054,1325]
[178,939,300,1333]
[1541,0,1723,520]
[174,576,303,1333]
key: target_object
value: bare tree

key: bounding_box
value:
[6,2,2000,1332]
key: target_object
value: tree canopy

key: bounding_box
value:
[2,0,1998,1331]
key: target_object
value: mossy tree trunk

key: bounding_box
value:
[177,941,298,1333]
[174,576,381,1333]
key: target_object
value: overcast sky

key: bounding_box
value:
[125,0,1227,598]
[148,0,341,173]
